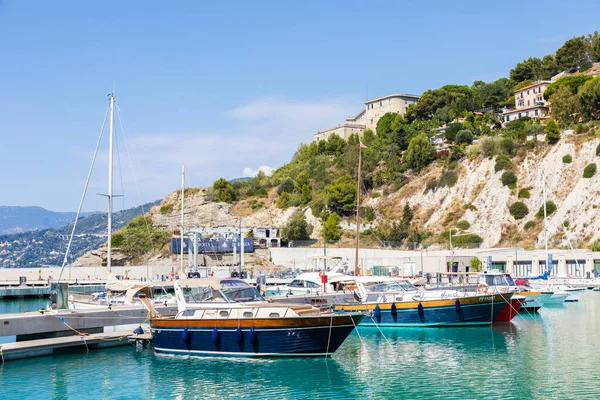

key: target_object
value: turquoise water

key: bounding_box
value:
[0,297,48,314]
[1,292,600,399]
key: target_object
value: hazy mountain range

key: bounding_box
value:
[0,206,99,234]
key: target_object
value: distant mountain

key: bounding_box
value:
[0,201,160,268]
[229,177,252,183]
[0,206,98,235]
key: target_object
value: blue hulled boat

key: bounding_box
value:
[150,278,363,357]
[331,277,513,327]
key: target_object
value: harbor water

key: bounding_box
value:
[1,292,600,399]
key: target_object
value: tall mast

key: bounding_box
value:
[180,165,185,277]
[542,171,549,273]
[107,94,115,274]
[354,145,362,276]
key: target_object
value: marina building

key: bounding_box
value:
[314,93,420,142]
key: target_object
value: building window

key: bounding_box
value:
[528,100,530,106]
[506,115,510,122]
[380,101,382,107]
[526,111,529,116]
[518,113,521,118]
[535,109,539,116]
[405,100,408,104]
[527,90,529,95]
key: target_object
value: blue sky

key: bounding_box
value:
[1,1,598,212]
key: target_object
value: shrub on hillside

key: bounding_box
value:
[456,220,471,230]
[509,202,529,220]
[438,170,459,188]
[536,201,557,218]
[590,240,600,252]
[501,171,518,188]
[575,123,588,134]
[562,154,573,164]
[464,203,477,211]
[499,138,515,156]
[480,137,497,158]
[494,155,512,172]
[523,220,536,231]
[518,187,531,199]
[545,119,560,144]
[583,163,597,178]
[451,233,483,248]
[281,211,313,241]
[596,143,600,156]
[455,129,474,145]
[277,177,296,195]
[160,203,174,214]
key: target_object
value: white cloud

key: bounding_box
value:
[78,96,358,209]
[242,165,274,177]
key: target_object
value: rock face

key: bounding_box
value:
[76,133,600,267]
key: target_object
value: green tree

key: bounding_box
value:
[494,155,512,172]
[213,178,236,203]
[578,77,600,121]
[444,123,464,142]
[510,57,543,82]
[543,75,593,100]
[541,54,558,79]
[277,177,296,195]
[549,86,579,126]
[117,216,171,262]
[457,220,471,230]
[545,119,560,144]
[281,211,313,241]
[455,129,474,144]
[401,202,414,230]
[404,133,436,172]
[591,32,600,62]
[324,212,342,241]
[376,112,399,139]
[324,175,357,216]
[469,257,483,272]
[555,36,591,71]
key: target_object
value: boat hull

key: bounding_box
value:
[334,293,512,327]
[565,288,585,302]
[494,296,524,322]
[150,314,362,357]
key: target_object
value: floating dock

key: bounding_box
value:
[0,330,136,362]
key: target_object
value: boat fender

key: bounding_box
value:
[455,299,461,313]
[212,328,220,343]
[390,303,397,318]
[417,303,424,322]
[374,305,381,319]
[133,326,144,335]
[182,328,190,343]
[249,328,257,343]
[235,327,243,344]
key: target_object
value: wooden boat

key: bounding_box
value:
[150,278,363,357]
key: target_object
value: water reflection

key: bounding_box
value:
[1,292,600,399]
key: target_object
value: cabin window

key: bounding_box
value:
[219,311,229,317]
[306,281,320,288]
[269,313,280,318]
[289,280,304,287]
[183,310,195,317]
[243,312,253,318]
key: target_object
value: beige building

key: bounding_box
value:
[314,93,420,141]
[503,81,551,124]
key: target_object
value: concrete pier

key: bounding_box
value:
[0,305,177,340]
[0,330,135,362]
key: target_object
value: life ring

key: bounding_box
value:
[477,283,488,293]
[319,271,324,277]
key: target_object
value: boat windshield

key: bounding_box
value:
[504,275,516,286]
[221,286,265,303]
[364,281,416,293]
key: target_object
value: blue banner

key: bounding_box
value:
[487,256,493,270]
[547,253,553,272]
[171,237,254,254]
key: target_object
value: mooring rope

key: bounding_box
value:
[325,312,334,359]
[369,315,394,349]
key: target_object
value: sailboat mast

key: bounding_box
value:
[542,172,549,273]
[180,165,185,277]
[107,94,115,274]
[354,147,362,276]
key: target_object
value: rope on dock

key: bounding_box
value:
[54,316,132,342]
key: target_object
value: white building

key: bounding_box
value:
[314,93,420,142]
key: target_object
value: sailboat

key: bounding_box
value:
[64,93,174,310]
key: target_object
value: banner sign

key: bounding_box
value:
[547,253,553,272]
[487,256,493,270]
[171,237,254,254]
